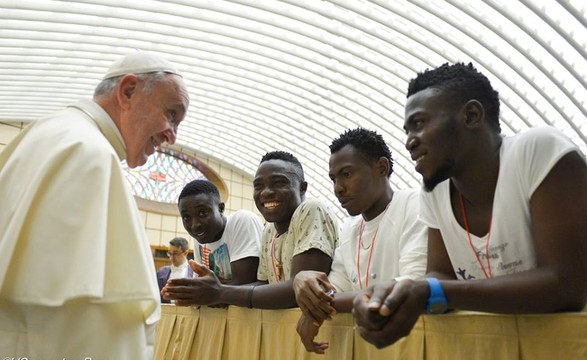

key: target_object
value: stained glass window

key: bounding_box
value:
[123,148,208,204]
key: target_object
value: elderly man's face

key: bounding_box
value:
[121,74,190,168]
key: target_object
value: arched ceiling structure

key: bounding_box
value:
[1,0,585,219]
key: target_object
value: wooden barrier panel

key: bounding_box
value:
[154,305,587,360]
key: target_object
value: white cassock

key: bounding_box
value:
[0,99,160,359]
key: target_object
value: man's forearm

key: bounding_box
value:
[217,280,298,309]
[332,291,359,313]
[248,280,298,309]
[440,268,586,313]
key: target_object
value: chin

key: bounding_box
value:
[126,156,147,169]
[423,172,450,192]
[261,215,276,223]
[422,180,438,193]
[422,162,454,192]
[260,212,280,224]
[345,208,361,217]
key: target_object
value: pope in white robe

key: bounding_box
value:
[0,52,190,359]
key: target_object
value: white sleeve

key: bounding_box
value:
[327,248,353,292]
[225,211,262,262]
[396,191,428,281]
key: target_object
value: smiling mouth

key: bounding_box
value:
[264,201,280,209]
[196,231,205,238]
[415,155,426,165]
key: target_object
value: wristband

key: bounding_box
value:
[425,278,448,314]
[247,285,256,309]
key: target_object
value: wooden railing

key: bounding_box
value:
[154,304,586,360]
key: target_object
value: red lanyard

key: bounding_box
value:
[356,219,379,289]
[459,193,493,279]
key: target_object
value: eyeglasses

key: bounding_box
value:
[167,251,185,257]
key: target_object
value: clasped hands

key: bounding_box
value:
[161,259,223,306]
[293,273,429,352]
[352,279,428,349]
[292,270,337,354]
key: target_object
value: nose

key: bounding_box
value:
[189,217,202,233]
[254,185,274,204]
[405,134,418,152]
[333,179,344,196]
[260,185,274,198]
[163,126,178,145]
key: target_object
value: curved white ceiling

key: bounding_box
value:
[1,0,585,219]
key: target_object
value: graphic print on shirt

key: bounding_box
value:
[200,243,232,281]
[454,241,524,279]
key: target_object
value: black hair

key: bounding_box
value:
[260,151,305,182]
[329,127,393,177]
[407,62,501,133]
[178,179,220,204]
[169,237,189,251]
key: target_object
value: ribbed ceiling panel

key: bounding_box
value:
[0,0,585,219]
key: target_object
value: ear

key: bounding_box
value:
[376,157,390,177]
[116,74,139,110]
[218,202,225,213]
[299,180,308,196]
[462,100,485,129]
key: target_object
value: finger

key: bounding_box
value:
[351,293,371,327]
[161,290,170,300]
[352,295,388,330]
[296,283,324,309]
[296,288,335,322]
[379,281,408,317]
[167,277,198,286]
[367,282,395,312]
[312,341,329,354]
[296,296,314,317]
[316,277,336,296]
[357,325,398,349]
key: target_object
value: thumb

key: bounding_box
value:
[189,259,209,276]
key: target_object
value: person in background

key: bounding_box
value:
[156,237,194,303]
[0,51,190,359]
[293,128,427,353]
[353,62,587,349]
[162,151,339,310]
[178,179,261,285]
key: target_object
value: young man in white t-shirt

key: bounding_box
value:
[292,128,427,353]
[177,180,262,285]
[353,62,587,349]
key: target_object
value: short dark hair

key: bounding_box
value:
[260,151,305,182]
[407,62,501,133]
[330,127,393,177]
[178,179,220,204]
[169,237,189,251]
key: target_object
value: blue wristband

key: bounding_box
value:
[425,278,448,314]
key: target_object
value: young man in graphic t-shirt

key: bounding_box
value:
[177,179,261,285]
